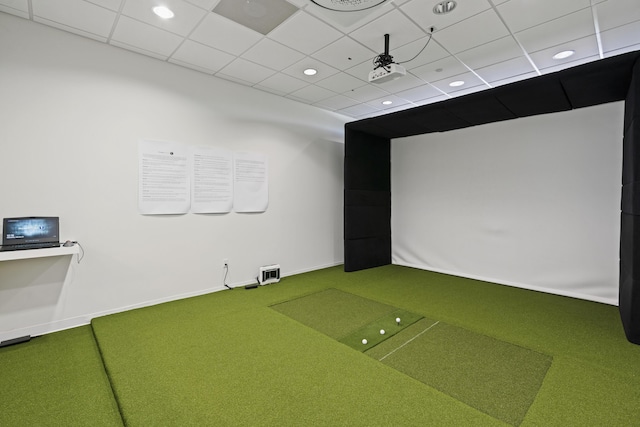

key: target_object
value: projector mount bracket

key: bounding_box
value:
[373,34,395,71]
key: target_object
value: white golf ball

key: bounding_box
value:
[362,339,368,345]
[380,329,385,335]
[396,317,401,324]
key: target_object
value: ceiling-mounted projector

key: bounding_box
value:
[369,63,406,83]
[369,33,405,84]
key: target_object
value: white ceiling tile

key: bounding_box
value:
[395,83,442,102]
[287,84,336,103]
[474,56,535,83]
[400,0,492,32]
[255,72,309,95]
[111,15,184,57]
[410,55,467,83]
[412,94,448,106]
[604,42,640,57]
[268,11,343,55]
[186,0,219,10]
[497,0,592,33]
[338,103,380,117]
[312,37,377,70]
[392,35,450,70]
[434,9,510,54]
[121,0,206,37]
[281,57,340,82]
[109,39,169,60]
[86,0,124,12]
[595,0,640,31]
[345,83,391,102]
[316,72,366,93]
[345,59,377,80]
[349,9,426,53]
[242,39,305,71]
[190,12,262,55]
[216,57,276,85]
[538,54,600,74]
[516,8,596,54]
[32,0,117,38]
[314,94,360,110]
[456,36,524,70]
[429,72,486,94]
[445,84,488,98]
[9,0,640,120]
[0,0,29,18]
[169,39,235,73]
[600,20,640,54]
[489,72,539,88]
[365,94,410,110]
[305,1,394,32]
[528,35,600,70]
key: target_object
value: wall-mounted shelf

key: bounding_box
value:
[0,245,79,262]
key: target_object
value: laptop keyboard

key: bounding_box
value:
[0,242,60,251]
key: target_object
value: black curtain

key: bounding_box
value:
[343,128,391,272]
[620,58,640,344]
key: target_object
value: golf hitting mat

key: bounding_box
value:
[271,289,552,426]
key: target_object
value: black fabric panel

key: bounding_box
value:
[620,213,640,279]
[622,118,638,186]
[415,107,474,133]
[620,58,640,345]
[344,189,390,207]
[494,75,572,118]
[344,129,392,272]
[619,273,640,344]
[621,182,640,215]
[626,59,639,133]
[344,128,390,191]
[344,205,390,240]
[620,213,640,344]
[561,52,638,109]
[344,237,392,272]
[345,51,640,140]
[444,92,517,126]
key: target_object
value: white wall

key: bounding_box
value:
[0,14,347,341]
[392,102,623,305]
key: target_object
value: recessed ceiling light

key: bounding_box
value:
[553,50,575,60]
[303,68,317,76]
[153,6,174,19]
[382,100,393,105]
[449,80,465,87]
[433,1,457,15]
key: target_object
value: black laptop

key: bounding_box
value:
[0,217,61,251]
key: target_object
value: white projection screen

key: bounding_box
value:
[392,102,623,305]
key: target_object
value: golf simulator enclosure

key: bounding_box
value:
[2,265,640,426]
[344,51,640,344]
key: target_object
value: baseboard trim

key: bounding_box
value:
[393,261,618,306]
[0,261,345,342]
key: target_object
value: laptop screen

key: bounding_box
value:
[2,217,60,246]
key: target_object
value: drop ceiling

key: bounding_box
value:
[1,0,639,119]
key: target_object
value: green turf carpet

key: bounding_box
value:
[270,288,423,350]
[6,264,640,426]
[272,288,551,426]
[91,300,503,426]
[0,326,122,426]
[367,319,552,426]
